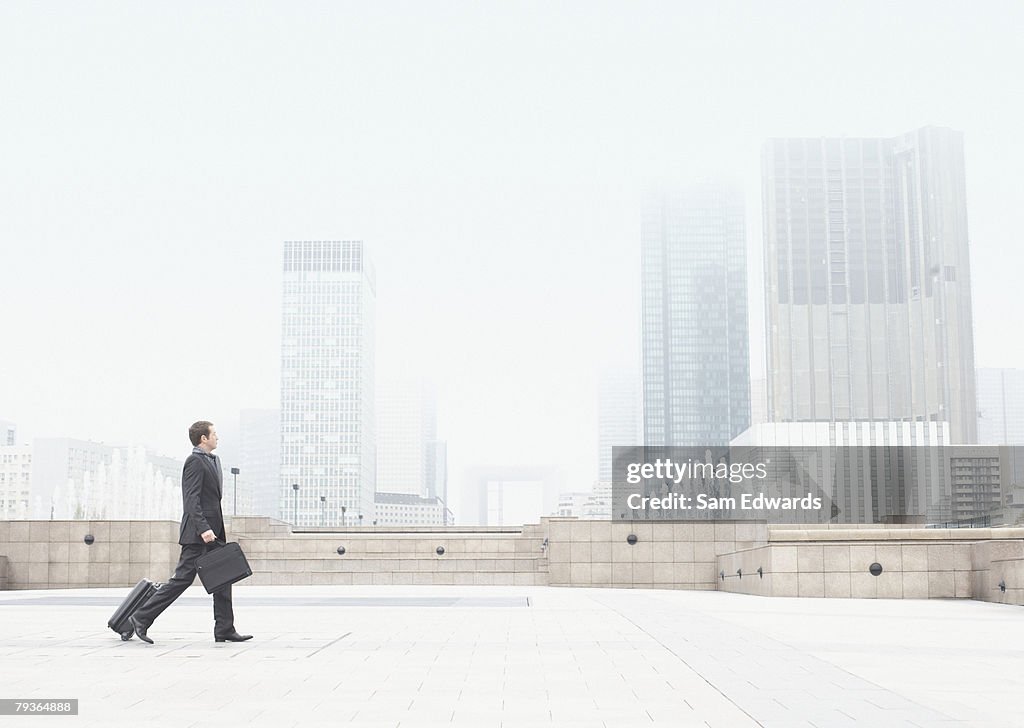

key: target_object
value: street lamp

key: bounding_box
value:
[292,483,300,525]
[341,505,347,527]
[320,495,326,527]
[358,514,363,526]
[231,467,240,515]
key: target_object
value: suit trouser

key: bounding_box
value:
[133,543,234,634]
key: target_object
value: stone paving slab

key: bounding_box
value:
[0,585,1019,727]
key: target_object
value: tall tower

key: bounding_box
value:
[376,379,437,498]
[977,368,1024,445]
[280,241,376,526]
[762,127,977,442]
[239,408,282,519]
[0,420,15,446]
[641,183,750,446]
[597,368,642,482]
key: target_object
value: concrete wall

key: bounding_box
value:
[229,517,549,586]
[545,519,768,589]
[717,526,1024,606]
[0,517,549,590]
[970,538,1024,606]
[0,516,1021,606]
[0,520,179,590]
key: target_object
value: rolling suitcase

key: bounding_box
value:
[196,541,252,594]
[108,578,159,641]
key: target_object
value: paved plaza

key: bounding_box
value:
[0,585,1021,727]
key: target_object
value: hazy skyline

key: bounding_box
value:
[3,2,1023,518]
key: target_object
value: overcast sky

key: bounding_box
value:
[2,1,1022,517]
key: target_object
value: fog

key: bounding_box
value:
[2,1,1022,517]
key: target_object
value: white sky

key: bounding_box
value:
[2,1,1022,518]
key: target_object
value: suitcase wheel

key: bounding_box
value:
[121,631,133,641]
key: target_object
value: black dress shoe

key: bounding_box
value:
[129,616,153,644]
[215,631,253,643]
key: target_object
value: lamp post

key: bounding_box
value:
[341,505,347,527]
[231,467,240,515]
[292,483,300,525]
[320,495,326,527]
[358,514,363,527]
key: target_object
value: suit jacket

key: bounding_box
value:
[178,449,226,545]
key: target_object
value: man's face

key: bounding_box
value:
[201,426,219,452]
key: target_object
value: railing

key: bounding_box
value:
[926,515,991,529]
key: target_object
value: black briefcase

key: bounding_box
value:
[108,578,159,640]
[196,541,252,594]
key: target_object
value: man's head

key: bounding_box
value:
[188,421,218,452]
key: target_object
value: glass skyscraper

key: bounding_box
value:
[280,240,376,526]
[641,184,750,446]
[239,408,281,519]
[762,127,977,443]
[376,379,438,498]
[597,368,642,481]
[977,368,1024,445]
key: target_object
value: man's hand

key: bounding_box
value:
[201,530,216,543]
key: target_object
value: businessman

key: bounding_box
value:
[130,421,252,644]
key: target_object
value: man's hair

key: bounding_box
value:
[188,421,214,447]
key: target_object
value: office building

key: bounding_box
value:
[280,241,377,526]
[1,420,16,447]
[597,368,642,482]
[0,444,32,519]
[977,368,1024,445]
[750,378,768,426]
[373,492,453,527]
[731,422,1013,524]
[425,439,448,505]
[641,183,750,446]
[238,408,281,518]
[376,380,437,498]
[762,127,977,443]
[554,482,612,519]
[555,491,591,518]
[948,447,1001,524]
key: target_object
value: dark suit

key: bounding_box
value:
[133,447,235,635]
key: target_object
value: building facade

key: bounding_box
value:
[730,422,1013,524]
[238,408,281,519]
[425,439,448,505]
[555,482,612,519]
[0,444,32,519]
[373,491,453,527]
[977,368,1024,445]
[376,379,437,498]
[948,448,1002,524]
[641,183,750,447]
[731,421,951,524]
[762,127,977,443]
[597,368,642,482]
[750,378,768,427]
[1,420,16,447]
[554,491,591,518]
[280,241,377,527]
